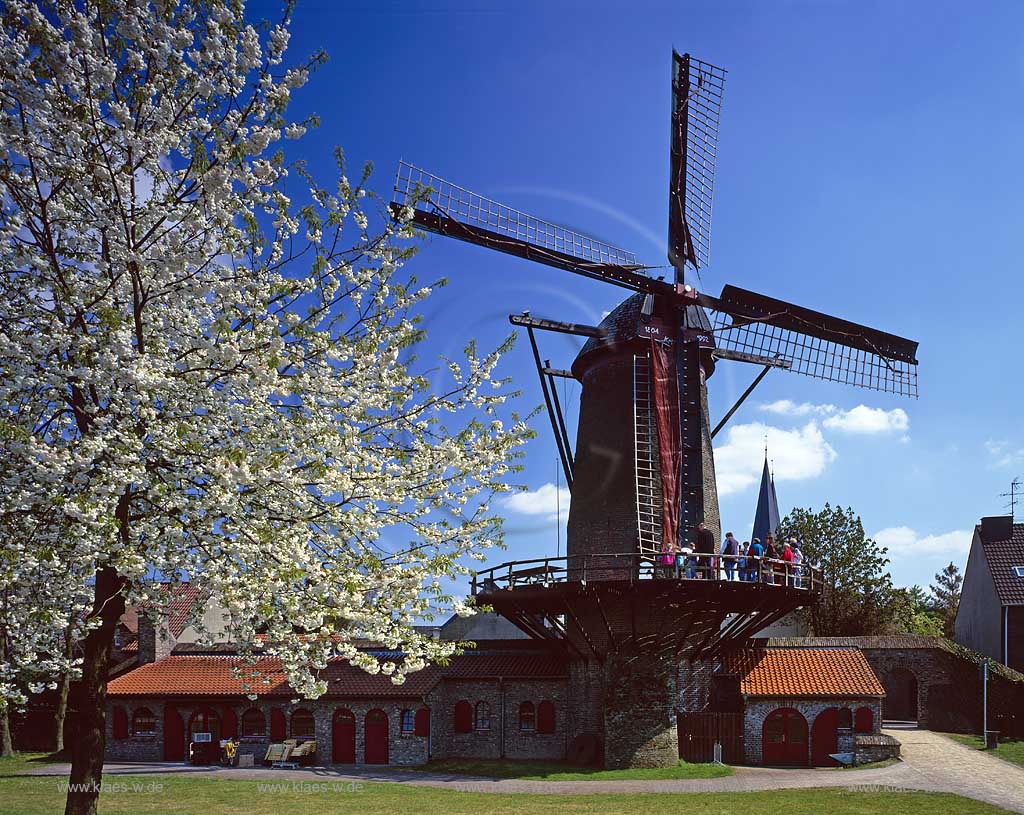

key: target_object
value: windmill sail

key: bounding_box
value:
[390,162,656,292]
[705,285,919,397]
[669,52,727,274]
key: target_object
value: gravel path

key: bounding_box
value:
[25,727,1024,812]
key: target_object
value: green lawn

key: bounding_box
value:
[0,772,1015,815]
[412,758,733,780]
[944,733,1024,768]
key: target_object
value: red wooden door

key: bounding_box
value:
[762,708,807,766]
[332,709,356,763]
[364,709,389,765]
[221,706,237,739]
[163,705,184,761]
[811,708,839,767]
[270,707,286,741]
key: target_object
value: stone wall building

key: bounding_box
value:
[105,638,567,766]
[717,647,886,766]
[766,635,1024,737]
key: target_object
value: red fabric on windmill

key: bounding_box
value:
[650,338,681,554]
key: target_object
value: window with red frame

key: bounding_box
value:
[132,707,156,736]
[291,708,315,739]
[241,708,266,738]
[518,701,535,731]
[474,701,491,731]
[400,709,415,735]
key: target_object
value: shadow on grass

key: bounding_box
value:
[409,758,733,781]
[0,751,69,779]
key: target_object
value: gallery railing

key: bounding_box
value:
[471,552,822,595]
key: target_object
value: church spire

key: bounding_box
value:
[751,450,781,545]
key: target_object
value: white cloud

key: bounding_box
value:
[501,483,571,522]
[872,526,973,557]
[713,421,837,497]
[985,439,1024,468]
[760,401,909,436]
[822,405,909,435]
[760,400,836,417]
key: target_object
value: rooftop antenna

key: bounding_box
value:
[1001,477,1022,520]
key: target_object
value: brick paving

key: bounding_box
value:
[26,728,1024,812]
[882,726,1024,814]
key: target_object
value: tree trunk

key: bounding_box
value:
[0,705,13,758]
[54,673,70,755]
[63,567,124,815]
[55,615,76,755]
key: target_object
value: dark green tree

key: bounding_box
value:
[929,561,963,638]
[776,504,898,636]
[891,585,945,636]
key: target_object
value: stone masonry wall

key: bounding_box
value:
[854,734,901,765]
[566,658,604,746]
[427,678,566,761]
[603,649,679,769]
[742,697,881,766]
[676,658,715,712]
[862,646,1023,732]
[106,698,430,766]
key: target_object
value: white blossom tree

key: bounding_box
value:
[0,522,88,757]
[0,2,529,812]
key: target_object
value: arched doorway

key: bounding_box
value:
[811,708,839,767]
[762,708,807,766]
[332,709,356,763]
[163,706,184,761]
[364,709,389,765]
[882,667,918,721]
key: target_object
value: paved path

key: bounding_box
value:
[883,726,1024,814]
[25,728,1024,811]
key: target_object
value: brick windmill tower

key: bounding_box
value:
[391,52,919,768]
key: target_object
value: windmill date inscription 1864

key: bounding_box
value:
[389,51,919,769]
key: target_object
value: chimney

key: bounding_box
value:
[980,515,1013,544]
[136,614,176,665]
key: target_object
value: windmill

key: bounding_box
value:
[390,52,919,768]
[392,51,917,560]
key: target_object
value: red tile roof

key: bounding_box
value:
[443,653,566,679]
[978,522,1024,605]
[108,656,293,697]
[722,647,884,697]
[119,584,202,639]
[107,649,566,699]
[163,584,202,638]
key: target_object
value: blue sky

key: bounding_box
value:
[261,0,1024,591]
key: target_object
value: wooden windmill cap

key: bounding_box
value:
[571,293,717,380]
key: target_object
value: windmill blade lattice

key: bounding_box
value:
[708,285,919,397]
[393,161,640,267]
[670,53,727,273]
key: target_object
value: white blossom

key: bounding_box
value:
[0,0,530,722]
